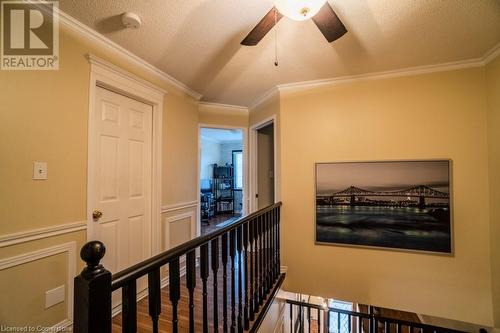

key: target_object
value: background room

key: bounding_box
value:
[199,127,244,234]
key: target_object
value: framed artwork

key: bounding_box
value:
[315,160,452,254]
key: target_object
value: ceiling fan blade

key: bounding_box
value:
[241,7,283,46]
[312,3,347,43]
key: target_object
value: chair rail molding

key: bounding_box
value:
[161,200,199,213]
[0,221,86,248]
[0,241,77,329]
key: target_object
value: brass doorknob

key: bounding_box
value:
[92,210,103,220]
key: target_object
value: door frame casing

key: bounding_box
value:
[197,124,248,237]
[86,54,166,256]
[249,115,277,213]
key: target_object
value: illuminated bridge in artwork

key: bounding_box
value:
[319,185,450,208]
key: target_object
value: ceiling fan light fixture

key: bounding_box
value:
[274,0,327,21]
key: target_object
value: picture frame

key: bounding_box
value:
[315,160,453,255]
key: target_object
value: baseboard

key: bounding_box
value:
[50,318,73,332]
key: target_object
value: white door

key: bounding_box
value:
[89,86,153,277]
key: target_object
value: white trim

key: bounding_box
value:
[199,102,249,114]
[277,58,485,94]
[86,54,164,256]
[0,221,86,248]
[58,7,499,108]
[0,242,77,327]
[87,54,166,96]
[197,124,249,236]
[50,318,73,332]
[249,116,278,213]
[249,42,500,108]
[249,87,279,111]
[57,8,202,100]
[164,212,197,250]
[161,200,199,213]
[483,42,500,65]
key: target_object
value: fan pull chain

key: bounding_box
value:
[274,8,279,67]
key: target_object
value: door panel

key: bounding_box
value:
[90,86,153,284]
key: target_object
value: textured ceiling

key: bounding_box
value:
[60,0,500,106]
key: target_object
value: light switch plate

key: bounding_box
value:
[45,285,65,309]
[33,162,48,180]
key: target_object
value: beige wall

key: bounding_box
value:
[486,55,500,326]
[0,25,199,326]
[279,67,494,326]
[199,103,249,128]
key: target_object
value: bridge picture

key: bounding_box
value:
[318,184,450,208]
[315,160,452,254]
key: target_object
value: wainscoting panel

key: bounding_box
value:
[0,242,76,330]
[163,211,196,250]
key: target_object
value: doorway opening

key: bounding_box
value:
[199,127,246,235]
[250,117,277,212]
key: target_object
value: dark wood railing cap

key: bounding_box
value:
[80,240,107,278]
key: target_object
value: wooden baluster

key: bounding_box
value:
[259,216,265,306]
[237,225,243,333]
[243,222,250,330]
[222,233,229,333]
[277,207,281,275]
[264,212,270,294]
[73,241,112,333]
[317,308,321,333]
[230,229,237,333]
[249,218,255,321]
[201,243,210,333]
[271,210,275,285]
[212,238,220,333]
[122,280,137,333]
[186,250,197,333]
[266,211,271,291]
[273,208,280,279]
[169,257,181,333]
[325,310,330,333]
[307,306,311,333]
[147,268,161,333]
[253,216,260,313]
[264,213,268,298]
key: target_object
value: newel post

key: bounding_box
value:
[73,241,112,333]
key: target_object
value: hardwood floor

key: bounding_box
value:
[201,214,242,236]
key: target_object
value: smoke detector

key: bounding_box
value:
[121,12,142,29]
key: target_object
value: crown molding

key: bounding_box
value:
[87,54,168,97]
[250,42,500,107]
[277,57,485,94]
[249,86,279,111]
[482,42,500,65]
[56,8,202,100]
[199,102,249,114]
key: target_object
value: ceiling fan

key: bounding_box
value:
[241,0,347,46]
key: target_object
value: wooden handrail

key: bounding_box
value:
[74,201,283,333]
[111,202,282,290]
